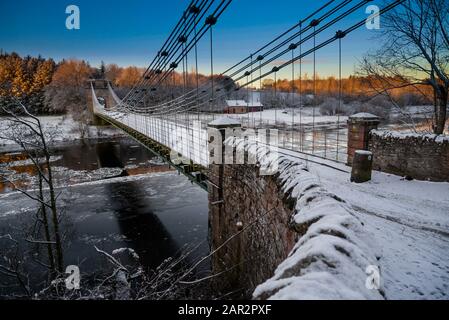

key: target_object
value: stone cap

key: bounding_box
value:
[208,117,242,129]
[349,113,380,122]
[355,150,373,156]
[86,79,110,89]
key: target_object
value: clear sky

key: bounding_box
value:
[0,0,384,78]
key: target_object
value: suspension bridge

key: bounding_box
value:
[87,0,437,298]
[89,0,404,189]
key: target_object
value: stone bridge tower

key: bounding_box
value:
[86,79,114,125]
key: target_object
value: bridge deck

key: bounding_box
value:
[92,88,209,190]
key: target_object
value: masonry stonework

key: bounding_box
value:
[206,117,384,299]
[347,113,380,166]
[369,131,449,182]
[208,163,297,297]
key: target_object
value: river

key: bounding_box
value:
[0,138,210,297]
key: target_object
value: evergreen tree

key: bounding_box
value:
[0,52,57,114]
[32,59,55,92]
[100,61,106,78]
[11,57,29,97]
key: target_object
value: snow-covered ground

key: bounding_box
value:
[227,105,436,127]
[301,155,449,299]
[0,115,124,148]
[390,105,434,119]
[219,108,348,126]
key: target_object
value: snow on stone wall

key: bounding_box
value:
[371,129,449,144]
[369,130,449,182]
[224,137,384,300]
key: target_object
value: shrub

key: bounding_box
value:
[318,97,352,116]
[346,95,392,119]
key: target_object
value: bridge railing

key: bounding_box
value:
[92,85,210,167]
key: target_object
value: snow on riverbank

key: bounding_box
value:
[221,108,348,126]
[0,115,124,148]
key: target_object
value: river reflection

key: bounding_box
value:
[105,180,178,269]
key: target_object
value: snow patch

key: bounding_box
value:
[371,129,449,144]
[208,116,241,126]
[112,248,140,260]
[0,115,124,148]
[355,150,373,156]
[349,113,379,119]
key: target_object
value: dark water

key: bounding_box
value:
[0,138,209,296]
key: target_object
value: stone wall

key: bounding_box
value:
[369,130,449,182]
[208,162,297,298]
[208,135,383,300]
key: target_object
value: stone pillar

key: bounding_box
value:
[206,117,242,293]
[207,117,242,206]
[86,79,112,125]
[347,113,380,166]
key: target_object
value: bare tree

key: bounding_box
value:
[359,0,448,134]
[0,100,64,274]
[0,235,31,297]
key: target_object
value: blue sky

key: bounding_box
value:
[0,0,384,78]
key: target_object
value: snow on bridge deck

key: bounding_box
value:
[92,87,209,167]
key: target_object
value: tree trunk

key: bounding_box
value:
[434,85,448,135]
[41,145,64,273]
[38,171,55,274]
[46,158,64,273]
[33,117,64,273]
